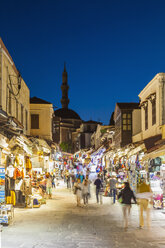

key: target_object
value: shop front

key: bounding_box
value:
[142,145,165,209]
[5,135,33,208]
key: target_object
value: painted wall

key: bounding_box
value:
[30,103,53,140]
[132,109,141,136]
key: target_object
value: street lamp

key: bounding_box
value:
[7,66,22,96]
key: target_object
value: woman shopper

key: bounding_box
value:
[85,175,91,198]
[82,179,89,206]
[136,180,153,229]
[118,182,136,230]
[74,178,82,207]
[46,173,52,199]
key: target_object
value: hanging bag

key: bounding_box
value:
[118,190,123,204]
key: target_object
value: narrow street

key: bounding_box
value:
[2,182,165,248]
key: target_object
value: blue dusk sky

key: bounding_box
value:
[1,0,165,124]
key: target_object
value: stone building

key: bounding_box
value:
[0,38,30,137]
[52,64,82,152]
[133,73,165,145]
[114,102,140,148]
[72,120,101,152]
[30,97,54,141]
[91,124,115,149]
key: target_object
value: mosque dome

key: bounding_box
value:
[54,108,81,120]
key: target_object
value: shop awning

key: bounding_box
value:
[62,152,73,156]
[127,143,146,157]
[8,135,33,155]
[142,144,165,161]
[0,133,9,149]
[91,145,105,157]
[0,110,24,135]
[144,134,162,151]
[29,137,51,154]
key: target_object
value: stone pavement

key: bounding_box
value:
[2,182,165,248]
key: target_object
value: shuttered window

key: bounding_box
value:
[21,104,24,124]
[25,110,28,131]
[152,99,156,125]
[31,114,39,129]
[9,91,12,114]
[145,106,148,130]
[16,100,18,119]
[122,113,132,131]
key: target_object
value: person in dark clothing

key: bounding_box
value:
[94,175,103,204]
[103,168,107,181]
[52,174,55,188]
[118,182,136,229]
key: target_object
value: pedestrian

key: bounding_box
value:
[74,178,82,207]
[70,170,75,189]
[136,180,153,229]
[85,175,91,198]
[109,176,118,204]
[76,171,80,179]
[52,174,55,188]
[118,182,136,230]
[80,171,85,183]
[82,179,89,206]
[65,170,71,188]
[103,167,107,181]
[46,173,52,199]
[94,174,103,204]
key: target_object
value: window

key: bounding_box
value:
[122,113,132,131]
[152,99,156,125]
[25,110,28,131]
[9,91,12,114]
[21,105,24,124]
[87,125,91,132]
[145,105,148,130]
[16,100,18,119]
[31,114,39,129]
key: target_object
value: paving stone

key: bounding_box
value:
[1,182,165,248]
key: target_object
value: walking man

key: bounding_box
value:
[94,174,103,204]
[109,176,118,204]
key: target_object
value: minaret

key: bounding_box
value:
[61,63,69,109]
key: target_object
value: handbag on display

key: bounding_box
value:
[118,197,123,203]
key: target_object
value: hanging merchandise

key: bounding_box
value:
[25,157,32,170]
[0,167,5,203]
[135,153,141,170]
[13,166,24,180]
[150,173,163,209]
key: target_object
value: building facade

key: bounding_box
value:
[91,124,115,149]
[138,73,165,140]
[30,97,54,140]
[0,38,30,137]
[114,102,140,148]
[72,120,101,152]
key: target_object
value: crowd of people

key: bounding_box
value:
[62,168,153,230]
[40,166,153,230]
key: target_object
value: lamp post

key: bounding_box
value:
[7,67,22,96]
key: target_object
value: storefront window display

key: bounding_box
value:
[148,157,164,209]
[127,152,146,193]
[150,172,163,209]
[5,153,31,208]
